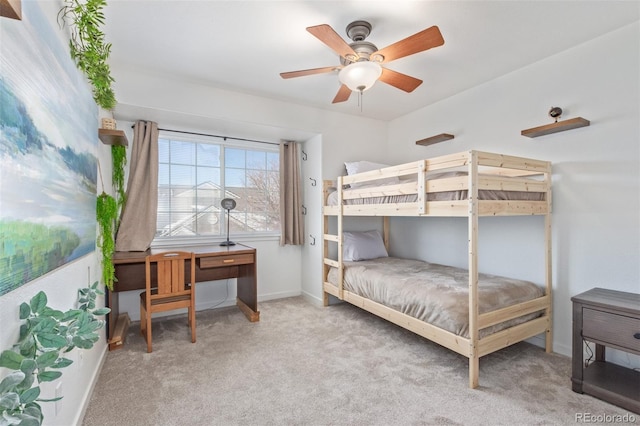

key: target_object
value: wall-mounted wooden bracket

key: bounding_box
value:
[98,128,129,146]
[416,133,454,146]
[0,0,21,20]
[521,117,590,138]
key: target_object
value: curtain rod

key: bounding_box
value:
[130,124,280,146]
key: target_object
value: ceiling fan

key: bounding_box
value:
[280,20,444,104]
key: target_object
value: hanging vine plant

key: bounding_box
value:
[58,0,116,110]
[112,144,127,228]
[96,191,117,291]
[58,0,124,289]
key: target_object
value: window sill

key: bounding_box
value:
[151,233,280,249]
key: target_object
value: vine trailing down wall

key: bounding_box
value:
[58,0,116,110]
[59,0,125,290]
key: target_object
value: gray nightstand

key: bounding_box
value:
[571,288,640,414]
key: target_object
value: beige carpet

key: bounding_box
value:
[83,296,637,425]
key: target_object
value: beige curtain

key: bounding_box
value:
[279,141,304,245]
[115,121,159,252]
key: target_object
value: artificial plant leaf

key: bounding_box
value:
[62,309,82,322]
[16,372,34,393]
[22,403,43,423]
[41,307,64,320]
[32,317,56,334]
[0,371,25,394]
[71,336,95,349]
[0,351,24,370]
[19,387,40,405]
[18,336,36,359]
[35,351,59,369]
[29,292,47,315]
[12,414,40,426]
[19,359,36,376]
[36,371,62,383]
[18,324,30,342]
[77,321,101,335]
[0,392,20,411]
[19,303,31,320]
[36,334,66,349]
[92,308,110,316]
[51,357,73,369]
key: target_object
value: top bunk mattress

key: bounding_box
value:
[326,257,545,339]
[327,171,545,206]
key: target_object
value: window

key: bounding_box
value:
[156,134,280,240]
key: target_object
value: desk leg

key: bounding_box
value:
[236,263,260,322]
[106,290,131,350]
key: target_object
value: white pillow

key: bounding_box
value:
[344,160,400,188]
[343,230,389,262]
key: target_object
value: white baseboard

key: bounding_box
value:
[75,343,108,426]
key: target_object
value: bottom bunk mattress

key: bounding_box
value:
[327,257,545,339]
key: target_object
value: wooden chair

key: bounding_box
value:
[140,251,196,352]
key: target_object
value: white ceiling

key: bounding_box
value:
[104,1,639,122]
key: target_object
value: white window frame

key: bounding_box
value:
[152,131,280,248]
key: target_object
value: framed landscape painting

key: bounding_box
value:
[0,1,98,296]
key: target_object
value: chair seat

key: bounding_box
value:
[140,290,192,312]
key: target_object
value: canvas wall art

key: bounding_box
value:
[0,1,98,296]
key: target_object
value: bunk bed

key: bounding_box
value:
[322,150,553,389]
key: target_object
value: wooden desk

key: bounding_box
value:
[107,243,259,350]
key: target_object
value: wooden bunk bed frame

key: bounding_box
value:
[322,150,553,389]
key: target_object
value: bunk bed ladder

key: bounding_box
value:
[322,178,345,303]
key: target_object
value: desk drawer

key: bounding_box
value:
[198,253,254,269]
[583,308,640,353]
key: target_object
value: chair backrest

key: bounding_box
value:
[145,251,196,299]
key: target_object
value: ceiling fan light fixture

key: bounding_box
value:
[338,61,382,92]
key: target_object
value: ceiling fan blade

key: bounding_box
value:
[332,84,352,103]
[371,26,444,64]
[307,24,358,60]
[280,66,338,79]
[379,68,423,93]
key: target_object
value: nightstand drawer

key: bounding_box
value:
[583,308,640,352]
[198,253,255,269]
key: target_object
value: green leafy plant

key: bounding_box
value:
[96,192,117,291]
[112,144,127,228]
[0,282,109,425]
[58,0,116,110]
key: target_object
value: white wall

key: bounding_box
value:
[387,23,640,364]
